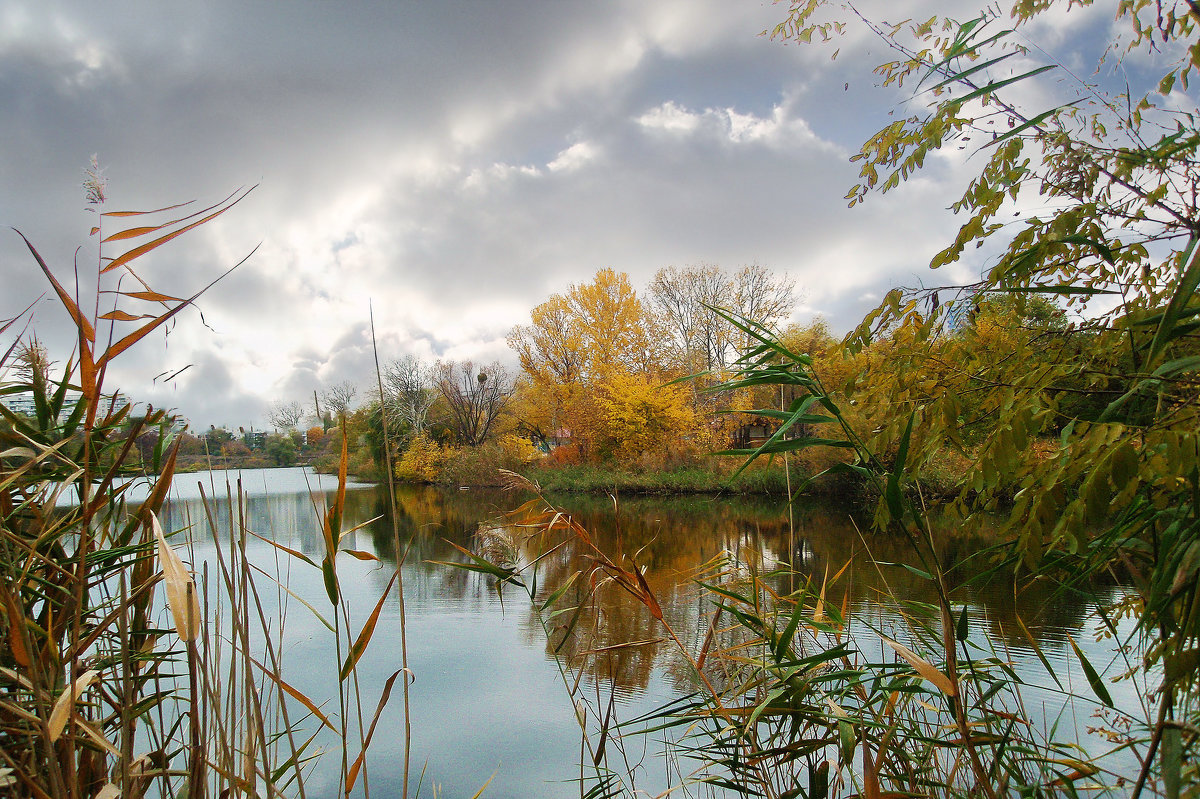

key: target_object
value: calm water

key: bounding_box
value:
[153,467,1146,798]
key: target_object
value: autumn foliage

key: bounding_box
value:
[507,265,795,467]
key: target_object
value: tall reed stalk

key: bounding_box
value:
[0,176,258,797]
[1,174,409,798]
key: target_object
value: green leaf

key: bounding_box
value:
[774,596,806,661]
[540,571,579,611]
[1164,648,1199,685]
[431,541,524,585]
[875,561,933,581]
[1164,725,1182,799]
[1147,237,1200,367]
[1067,635,1114,707]
[988,104,1071,148]
[952,64,1058,107]
[992,285,1120,296]
[321,555,339,607]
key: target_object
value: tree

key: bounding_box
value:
[649,263,736,372]
[264,432,298,467]
[205,425,234,446]
[590,371,696,463]
[732,262,795,351]
[649,263,796,373]
[383,354,437,441]
[509,268,666,385]
[305,425,326,450]
[771,1,1200,791]
[268,399,306,431]
[435,360,514,446]
[320,380,357,421]
[508,269,671,453]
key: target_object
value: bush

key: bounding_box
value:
[396,433,455,483]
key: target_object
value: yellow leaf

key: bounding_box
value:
[881,636,957,696]
[48,669,99,741]
[151,512,202,642]
[77,717,122,757]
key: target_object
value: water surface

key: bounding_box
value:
[158,468,1146,798]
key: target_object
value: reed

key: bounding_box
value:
[0,177,407,798]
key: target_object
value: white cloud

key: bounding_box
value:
[547,141,597,173]
[637,99,825,150]
[637,101,701,133]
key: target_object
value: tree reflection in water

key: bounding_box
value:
[153,471,1130,799]
[165,478,1109,705]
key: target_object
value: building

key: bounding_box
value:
[0,389,130,425]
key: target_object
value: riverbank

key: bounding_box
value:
[331,444,980,500]
[518,462,793,495]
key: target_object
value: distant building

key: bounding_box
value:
[1,389,131,426]
[0,391,38,419]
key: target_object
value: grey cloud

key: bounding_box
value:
[3,0,1040,429]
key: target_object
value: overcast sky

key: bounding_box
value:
[1,0,1117,429]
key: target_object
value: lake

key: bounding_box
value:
[152,467,1146,798]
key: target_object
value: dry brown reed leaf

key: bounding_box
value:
[346,667,406,793]
[48,669,99,741]
[0,666,34,691]
[77,717,122,757]
[0,446,36,459]
[824,696,849,719]
[243,724,258,793]
[695,607,723,673]
[880,636,957,697]
[151,511,202,642]
[94,784,121,799]
[577,638,665,656]
[1,591,31,668]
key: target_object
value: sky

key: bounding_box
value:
[0,0,1119,429]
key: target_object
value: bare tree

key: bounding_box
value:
[649,264,737,372]
[734,262,795,343]
[435,360,513,446]
[320,380,358,421]
[268,399,306,431]
[382,355,437,440]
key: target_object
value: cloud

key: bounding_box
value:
[636,101,700,134]
[547,141,598,173]
[3,0,1090,429]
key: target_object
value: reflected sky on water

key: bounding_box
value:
[158,468,1147,798]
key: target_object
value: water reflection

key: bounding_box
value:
[159,471,1141,797]
[168,479,1112,697]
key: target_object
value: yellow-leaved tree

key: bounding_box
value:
[589,371,696,463]
[508,269,671,457]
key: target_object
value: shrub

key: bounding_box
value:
[396,433,454,483]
